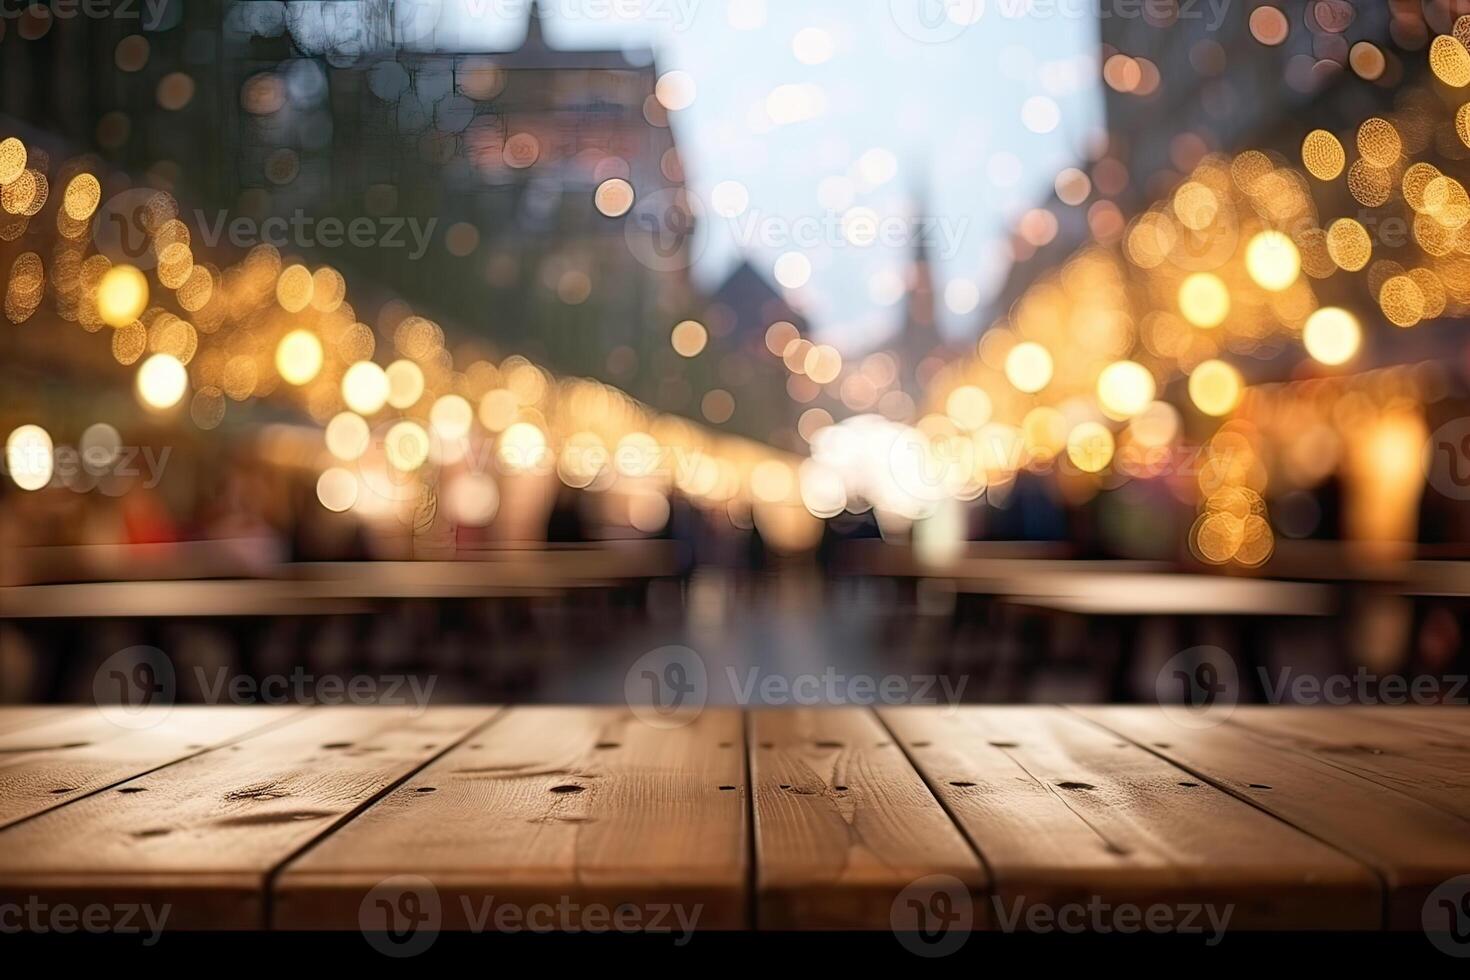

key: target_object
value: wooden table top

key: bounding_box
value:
[0,705,1465,934]
[0,545,682,618]
[995,573,1337,616]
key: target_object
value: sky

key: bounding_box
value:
[436,0,1104,353]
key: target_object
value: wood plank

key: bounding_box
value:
[882,706,1379,930]
[1075,705,1470,928]
[0,706,67,736]
[274,706,748,932]
[1226,707,1470,819]
[0,706,297,826]
[749,707,985,929]
[996,574,1333,616]
[0,706,492,929]
[0,580,368,619]
[1344,704,1470,738]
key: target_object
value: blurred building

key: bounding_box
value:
[976,1,1437,365]
[1,1,808,442]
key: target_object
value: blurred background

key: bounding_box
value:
[4,0,1470,707]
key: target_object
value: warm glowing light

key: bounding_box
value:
[1188,359,1243,417]
[594,178,635,218]
[385,359,425,409]
[445,473,500,526]
[1301,130,1345,181]
[275,330,323,385]
[325,412,371,461]
[1431,34,1470,87]
[97,265,148,327]
[1066,422,1114,474]
[63,173,102,221]
[316,467,359,512]
[5,424,52,491]
[1325,218,1371,271]
[1302,307,1361,366]
[276,263,314,313]
[1096,361,1156,419]
[1178,273,1230,328]
[765,320,799,356]
[341,361,389,415]
[479,389,518,432]
[655,70,696,111]
[1021,407,1067,462]
[1244,230,1300,291]
[945,385,992,431]
[1004,341,1053,393]
[670,319,708,357]
[430,394,473,441]
[804,344,842,384]
[498,422,548,473]
[136,353,188,409]
[751,459,795,503]
[774,251,812,289]
[384,420,430,471]
[0,138,25,184]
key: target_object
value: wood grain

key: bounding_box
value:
[0,707,66,736]
[274,706,748,933]
[883,706,1379,930]
[0,707,491,928]
[1075,705,1470,928]
[0,706,296,826]
[749,708,985,929]
[1227,707,1470,819]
